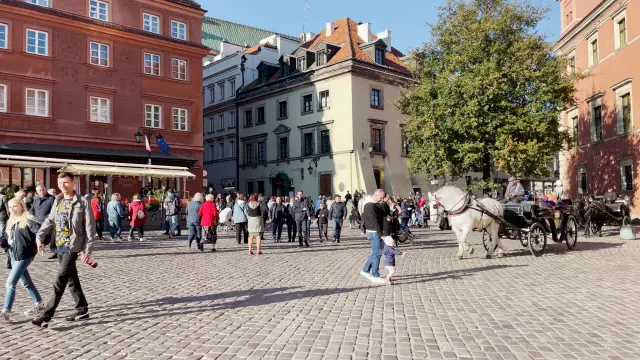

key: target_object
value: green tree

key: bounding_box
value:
[397,0,581,192]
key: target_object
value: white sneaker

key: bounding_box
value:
[360,271,371,279]
[1,311,9,322]
[370,277,386,284]
[139,237,145,242]
[23,302,45,316]
[127,236,133,242]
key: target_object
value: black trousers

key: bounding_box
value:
[95,220,103,239]
[129,226,144,239]
[318,223,328,241]
[235,222,248,244]
[44,252,88,318]
[287,221,296,241]
[272,221,283,240]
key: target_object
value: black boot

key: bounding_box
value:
[31,314,51,328]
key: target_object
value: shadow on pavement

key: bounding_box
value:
[392,264,526,285]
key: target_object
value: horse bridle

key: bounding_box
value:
[436,193,471,217]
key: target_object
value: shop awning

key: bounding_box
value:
[61,164,195,179]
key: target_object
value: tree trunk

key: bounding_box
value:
[482,151,491,195]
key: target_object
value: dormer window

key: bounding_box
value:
[375,48,385,65]
[297,57,305,71]
[317,50,326,66]
[260,70,267,84]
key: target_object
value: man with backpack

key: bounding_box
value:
[163,189,181,239]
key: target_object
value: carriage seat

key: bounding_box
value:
[605,202,623,212]
[503,201,535,216]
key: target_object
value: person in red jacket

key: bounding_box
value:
[128,194,147,242]
[90,189,104,240]
[198,194,219,252]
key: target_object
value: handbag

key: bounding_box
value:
[6,253,11,270]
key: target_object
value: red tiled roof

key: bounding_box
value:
[243,42,276,55]
[166,0,203,11]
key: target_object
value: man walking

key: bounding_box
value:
[163,189,181,239]
[329,194,347,243]
[360,189,386,284]
[32,172,96,327]
[31,185,56,259]
[90,189,104,241]
[293,191,311,248]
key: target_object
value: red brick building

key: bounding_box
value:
[0,0,209,198]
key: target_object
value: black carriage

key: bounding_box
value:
[584,196,631,237]
[482,200,579,257]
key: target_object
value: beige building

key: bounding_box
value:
[235,18,414,197]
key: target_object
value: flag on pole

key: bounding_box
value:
[145,135,151,152]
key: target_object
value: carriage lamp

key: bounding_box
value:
[307,165,313,175]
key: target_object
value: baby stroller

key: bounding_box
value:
[392,218,415,245]
[218,208,234,233]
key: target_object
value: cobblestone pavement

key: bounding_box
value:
[1,224,640,360]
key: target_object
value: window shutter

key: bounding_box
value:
[590,109,596,142]
[617,97,624,135]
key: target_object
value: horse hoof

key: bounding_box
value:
[456,255,463,260]
[485,254,492,259]
[497,252,504,258]
[468,247,475,255]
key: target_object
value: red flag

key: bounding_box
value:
[145,135,151,152]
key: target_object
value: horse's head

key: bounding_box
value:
[433,186,466,211]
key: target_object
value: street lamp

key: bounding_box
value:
[134,127,160,165]
[307,165,313,175]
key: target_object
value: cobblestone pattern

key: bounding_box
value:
[1,224,639,360]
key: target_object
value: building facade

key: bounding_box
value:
[236,18,414,197]
[200,19,298,194]
[555,0,639,216]
[0,0,209,197]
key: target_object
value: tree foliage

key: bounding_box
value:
[397,0,582,188]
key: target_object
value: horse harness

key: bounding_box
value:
[438,193,496,230]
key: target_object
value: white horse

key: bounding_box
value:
[433,186,505,259]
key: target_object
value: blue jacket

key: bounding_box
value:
[269,203,287,223]
[187,201,202,224]
[401,202,410,218]
[31,194,55,223]
[314,199,324,214]
[106,200,125,223]
[233,200,249,223]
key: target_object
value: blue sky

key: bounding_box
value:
[199,0,561,54]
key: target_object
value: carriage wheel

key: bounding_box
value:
[482,230,498,252]
[518,230,528,248]
[528,223,547,257]
[588,222,599,237]
[622,216,631,226]
[565,216,578,251]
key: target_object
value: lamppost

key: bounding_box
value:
[134,127,160,165]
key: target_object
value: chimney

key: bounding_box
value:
[376,29,391,51]
[306,32,315,41]
[357,22,371,42]
[326,22,334,36]
[300,32,306,42]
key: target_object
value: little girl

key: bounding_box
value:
[382,236,406,285]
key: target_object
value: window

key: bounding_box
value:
[257,180,265,195]
[230,141,235,157]
[578,168,587,194]
[303,133,314,156]
[90,42,109,67]
[229,80,235,97]
[256,106,265,124]
[89,97,110,123]
[320,130,330,154]
[25,89,48,117]
[171,59,187,80]
[208,117,214,132]
[0,84,6,113]
[278,100,288,119]
[218,114,224,130]
[371,128,383,152]
[247,181,254,194]
[144,53,160,75]
[571,115,579,147]
[27,0,49,6]
[568,56,575,74]
[219,143,225,159]
[171,21,187,40]
[257,142,266,162]
[622,93,631,134]
[621,160,633,192]
[616,15,627,49]
[89,0,109,21]
[209,87,214,104]
[319,90,329,110]
[143,13,160,34]
[0,24,7,49]
[588,35,598,66]
[172,108,188,131]
[302,94,313,113]
[244,109,253,127]
[317,50,326,66]
[259,71,268,84]
[401,128,410,156]
[209,145,214,160]
[591,104,603,142]
[375,48,385,65]
[145,104,161,128]
[218,83,225,100]
[26,29,48,56]
[229,111,236,127]
[297,57,305,71]
[245,143,253,164]
[371,89,381,107]
[279,137,289,159]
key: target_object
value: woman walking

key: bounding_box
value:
[346,199,357,229]
[269,196,286,243]
[198,194,219,252]
[232,194,249,245]
[1,198,45,321]
[128,194,146,241]
[286,197,296,242]
[187,193,203,250]
[247,194,265,255]
[106,193,124,241]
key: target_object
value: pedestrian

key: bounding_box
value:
[47,188,56,196]
[400,199,410,227]
[247,194,265,255]
[330,194,347,243]
[1,198,46,322]
[32,172,96,327]
[293,191,311,248]
[106,193,124,241]
[314,196,324,216]
[30,185,55,258]
[317,203,329,242]
[163,189,180,239]
[187,193,203,250]
[286,197,296,242]
[258,193,269,240]
[127,194,146,242]
[24,190,35,213]
[345,191,352,203]
[90,189,104,241]
[232,193,249,244]
[360,189,387,284]
[225,195,233,209]
[382,236,406,285]
[267,196,275,212]
[198,194,219,252]
[269,196,286,243]
[346,199,357,229]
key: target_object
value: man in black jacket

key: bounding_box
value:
[31,185,55,259]
[360,189,386,284]
[292,191,311,247]
[329,194,347,243]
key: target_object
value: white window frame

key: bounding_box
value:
[229,111,236,127]
[27,0,49,7]
[620,158,634,192]
[218,114,225,130]
[89,0,109,21]
[218,82,225,101]
[25,88,49,117]
[567,108,579,146]
[588,33,598,67]
[172,108,188,131]
[0,84,6,113]
[145,104,162,128]
[614,11,627,50]
[229,79,235,97]
[143,13,160,34]
[0,23,7,50]
[230,140,235,157]
[614,81,633,135]
[171,20,187,40]
[89,96,110,123]
[171,58,187,80]
[589,96,603,142]
[26,29,48,56]
[566,50,576,74]
[89,42,109,67]
[319,90,330,110]
[144,53,160,76]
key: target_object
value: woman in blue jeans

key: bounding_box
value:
[187,193,203,250]
[1,198,45,321]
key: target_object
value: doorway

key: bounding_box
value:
[319,174,332,196]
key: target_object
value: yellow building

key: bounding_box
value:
[235,18,414,197]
